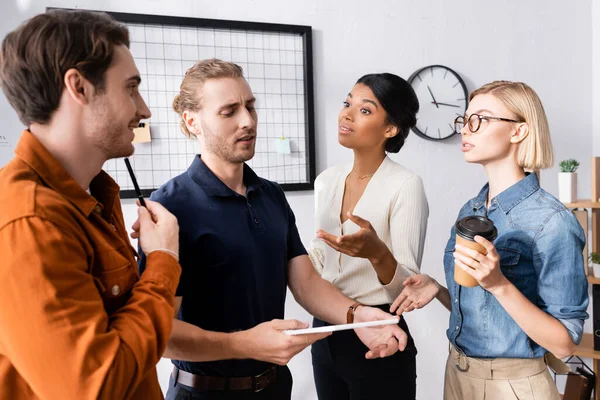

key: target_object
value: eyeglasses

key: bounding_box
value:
[454,113,522,134]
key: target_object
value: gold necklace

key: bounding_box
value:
[344,172,373,214]
[350,169,375,180]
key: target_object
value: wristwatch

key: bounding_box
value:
[347,302,363,324]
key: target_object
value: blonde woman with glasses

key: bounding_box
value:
[391,80,589,400]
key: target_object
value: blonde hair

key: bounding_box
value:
[172,58,244,138]
[469,80,554,171]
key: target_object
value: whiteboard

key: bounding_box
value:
[99,11,317,197]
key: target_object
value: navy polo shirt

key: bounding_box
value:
[138,155,307,377]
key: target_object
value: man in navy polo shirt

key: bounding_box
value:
[139,59,405,400]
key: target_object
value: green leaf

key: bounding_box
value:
[559,159,580,173]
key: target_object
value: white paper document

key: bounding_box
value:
[283,318,399,335]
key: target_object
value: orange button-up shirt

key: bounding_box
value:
[0,131,181,399]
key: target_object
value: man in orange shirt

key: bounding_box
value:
[0,10,181,399]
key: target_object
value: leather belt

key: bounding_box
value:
[172,365,277,392]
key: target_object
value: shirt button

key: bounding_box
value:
[455,298,458,303]
[254,218,259,224]
[110,223,116,231]
[455,326,459,330]
[111,285,121,296]
[94,205,102,214]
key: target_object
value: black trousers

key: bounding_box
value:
[311,305,417,400]
[165,366,293,400]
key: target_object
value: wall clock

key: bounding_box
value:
[407,65,468,141]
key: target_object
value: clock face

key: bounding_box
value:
[408,65,468,141]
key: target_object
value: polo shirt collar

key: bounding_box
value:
[187,155,265,197]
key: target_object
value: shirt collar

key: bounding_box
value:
[187,155,265,197]
[14,130,120,217]
[470,172,540,213]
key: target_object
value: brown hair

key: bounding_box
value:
[469,80,554,170]
[173,58,244,138]
[0,10,129,126]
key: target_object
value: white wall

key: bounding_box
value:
[595,0,600,155]
[1,1,595,399]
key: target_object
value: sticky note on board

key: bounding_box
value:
[132,122,151,144]
[275,137,291,154]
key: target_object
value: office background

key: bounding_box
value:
[1,0,598,398]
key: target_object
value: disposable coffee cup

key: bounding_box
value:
[454,216,498,287]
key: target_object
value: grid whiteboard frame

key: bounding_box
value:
[50,9,317,198]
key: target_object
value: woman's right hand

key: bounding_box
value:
[390,274,440,315]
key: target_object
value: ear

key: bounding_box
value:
[510,122,529,144]
[63,68,93,106]
[183,110,201,137]
[385,124,400,139]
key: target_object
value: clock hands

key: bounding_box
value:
[427,86,439,109]
[426,87,459,108]
[431,101,461,108]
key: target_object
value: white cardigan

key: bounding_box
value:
[308,157,429,305]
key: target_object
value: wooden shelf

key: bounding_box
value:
[573,333,600,359]
[562,159,600,400]
[572,333,600,400]
[564,200,600,209]
[589,275,600,285]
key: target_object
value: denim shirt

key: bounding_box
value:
[444,173,589,358]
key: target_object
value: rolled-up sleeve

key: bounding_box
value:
[533,210,589,344]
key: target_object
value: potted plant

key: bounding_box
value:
[590,252,600,278]
[558,159,579,203]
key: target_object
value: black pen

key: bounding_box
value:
[124,158,146,207]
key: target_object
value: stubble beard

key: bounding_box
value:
[202,125,255,164]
